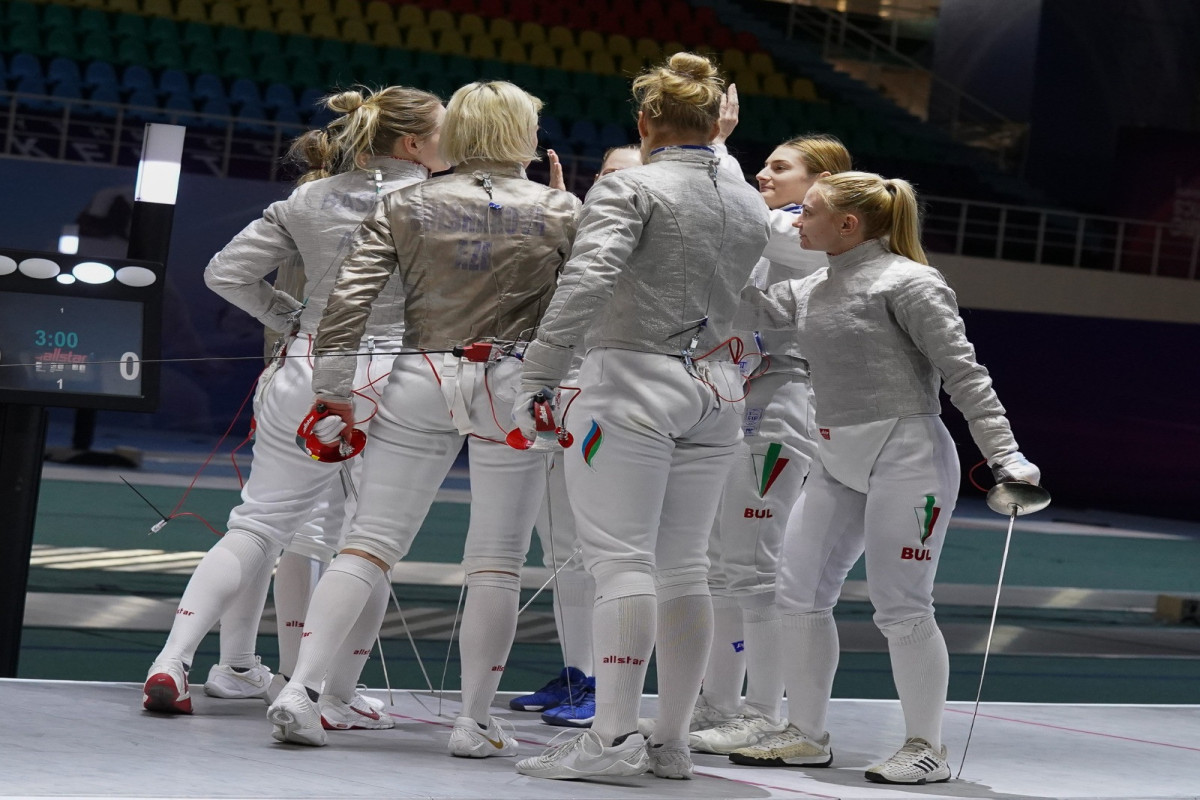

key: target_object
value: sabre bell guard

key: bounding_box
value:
[296,403,366,462]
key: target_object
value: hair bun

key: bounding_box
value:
[327,90,366,114]
[667,52,718,81]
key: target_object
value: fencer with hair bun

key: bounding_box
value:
[513,52,770,781]
[267,81,581,755]
[730,170,1041,785]
[142,86,448,729]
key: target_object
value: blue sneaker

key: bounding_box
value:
[509,666,589,712]
[540,678,596,728]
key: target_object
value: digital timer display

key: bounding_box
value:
[0,292,144,399]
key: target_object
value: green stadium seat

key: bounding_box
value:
[116,38,150,67]
[315,38,349,66]
[5,2,38,28]
[216,26,249,55]
[284,33,316,61]
[41,4,75,31]
[113,13,146,41]
[146,17,180,47]
[182,22,216,51]
[79,31,116,62]
[44,29,78,59]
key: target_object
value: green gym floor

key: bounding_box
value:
[16,425,1200,706]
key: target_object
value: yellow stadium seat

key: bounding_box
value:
[276,9,307,35]
[467,34,497,60]
[459,13,486,38]
[733,70,761,94]
[617,54,643,75]
[578,30,605,54]
[662,41,685,58]
[365,1,393,26]
[243,5,275,31]
[560,49,586,72]
[634,38,660,61]
[270,0,303,13]
[176,0,207,22]
[208,2,241,27]
[342,17,371,43]
[791,77,818,102]
[436,28,466,56]
[302,0,333,17]
[427,9,455,32]
[529,42,557,69]
[488,18,516,42]
[607,34,633,58]
[334,0,363,20]
[143,0,173,17]
[309,13,340,39]
[748,52,774,75]
[517,21,546,46]
[395,4,425,30]
[762,72,789,98]
[372,23,402,47]
[105,0,139,13]
[406,26,435,51]
[589,50,616,75]
[499,39,528,64]
[721,48,747,74]
[547,25,574,50]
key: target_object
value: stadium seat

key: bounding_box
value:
[588,50,616,76]
[334,0,363,20]
[269,0,303,13]
[529,43,557,69]
[428,9,455,33]
[365,1,393,26]
[459,14,487,38]
[182,22,216,51]
[468,35,498,61]
[43,30,78,60]
[315,38,349,66]
[578,30,606,54]
[748,52,775,75]
[547,26,575,51]
[302,0,334,17]
[159,69,192,98]
[41,4,75,31]
[4,2,38,28]
[244,5,275,31]
[192,72,227,103]
[395,4,425,30]
[499,39,528,63]
[216,26,250,56]
[264,82,297,112]
[83,60,119,92]
[560,50,587,72]
[113,13,146,41]
[436,29,468,56]
[276,11,308,35]
[406,27,436,52]
[634,38,661,62]
[147,17,180,47]
[607,34,634,58]
[372,23,402,47]
[229,77,263,109]
[208,3,241,28]
[76,8,109,35]
[488,18,517,43]
[143,0,174,18]
[517,22,547,47]
[309,14,341,40]
[283,34,317,62]
[176,0,207,23]
[341,18,372,44]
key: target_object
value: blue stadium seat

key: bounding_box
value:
[9,53,44,82]
[159,69,191,98]
[193,73,227,103]
[229,77,263,110]
[46,58,81,88]
[124,87,166,121]
[120,65,155,97]
[263,82,297,113]
[82,61,119,93]
[83,82,121,117]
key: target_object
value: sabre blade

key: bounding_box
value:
[119,475,171,532]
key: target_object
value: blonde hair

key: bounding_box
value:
[287,85,442,184]
[438,81,543,166]
[632,52,725,136]
[781,133,853,176]
[813,171,928,264]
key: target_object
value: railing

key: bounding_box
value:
[781,0,1028,172]
[3,91,1195,280]
[923,195,1200,280]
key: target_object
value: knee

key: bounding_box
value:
[593,564,655,605]
[654,564,709,603]
[463,556,523,590]
[877,614,938,643]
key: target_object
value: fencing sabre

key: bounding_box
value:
[957,480,1052,778]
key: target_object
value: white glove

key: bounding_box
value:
[312,414,347,444]
[990,451,1041,485]
[511,385,555,442]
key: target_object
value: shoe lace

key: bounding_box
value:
[536,729,599,762]
[890,737,938,766]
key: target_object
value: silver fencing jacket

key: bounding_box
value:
[313,160,581,403]
[204,157,429,339]
[522,146,771,387]
[737,238,1019,462]
[714,144,827,376]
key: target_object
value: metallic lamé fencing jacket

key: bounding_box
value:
[737,238,1019,462]
[313,160,581,402]
[522,147,771,385]
[204,157,429,339]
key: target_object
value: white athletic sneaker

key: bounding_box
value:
[516,730,649,780]
[689,709,788,754]
[728,724,833,767]
[319,693,395,730]
[143,659,192,714]
[448,715,517,758]
[646,739,693,779]
[636,694,731,738]
[204,659,273,699]
[267,684,328,747]
[264,673,287,705]
[865,737,951,785]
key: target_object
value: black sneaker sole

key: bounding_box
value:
[864,770,951,785]
[729,751,833,768]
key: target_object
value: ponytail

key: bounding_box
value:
[883,179,927,265]
[813,171,928,265]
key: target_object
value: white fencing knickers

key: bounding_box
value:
[707,364,816,603]
[227,334,396,558]
[563,348,747,578]
[338,352,547,568]
[776,414,960,633]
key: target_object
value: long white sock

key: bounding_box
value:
[458,571,521,725]
[591,571,656,745]
[217,544,276,669]
[157,530,273,667]
[324,574,390,702]
[552,568,595,674]
[887,617,948,749]
[701,594,745,717]
[289,553,382,694]
[654,593,713,744]
[273,551,323,678]
[742,601,784,720]
[781,610,839,736]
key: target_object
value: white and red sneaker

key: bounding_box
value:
[319,692,395,730]
[143,659,192,714]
